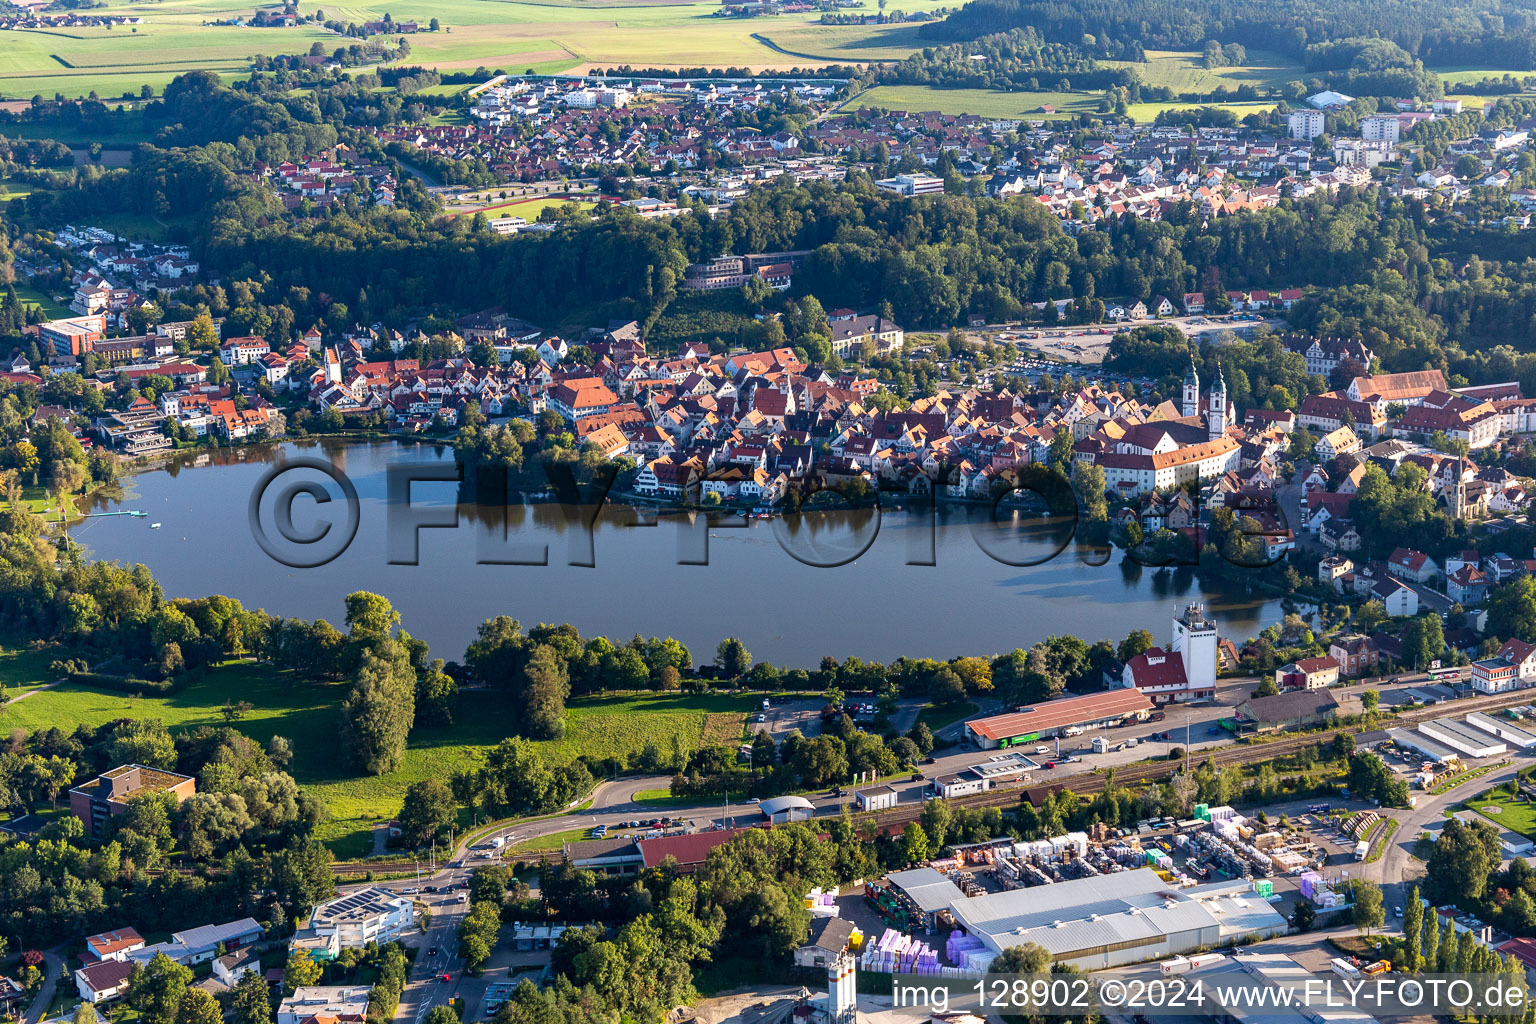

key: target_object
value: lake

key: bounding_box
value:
[72,439,1290,667]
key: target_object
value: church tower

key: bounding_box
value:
[1208,361,1228,440]
[1182,352,1200,419]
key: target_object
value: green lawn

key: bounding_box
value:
[8,667,753,857]
[0,639,61,697]
[13,282,71,320]
[915,699,976,732]
[509,825,596,852]
[1467,785,1536,837]
[0,179,36,203]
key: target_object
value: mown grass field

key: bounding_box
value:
[1103,49,1301,94]
[13,282,71,319]
[1124,99,1274,121]
[842,84,1098,118]
[7,666,753,857]
[450,195,597,220]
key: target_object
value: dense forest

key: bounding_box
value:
[921,0,1536,69]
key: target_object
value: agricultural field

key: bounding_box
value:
[753,21,933,62]
[1123,99,1274,121]
[842,85,1098,118]
[0,0,949,98]
[6,666,754,857]
[1103,49,1302,94]
[1431,66,1535,87]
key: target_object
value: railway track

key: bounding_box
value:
[856,687,1536,832]
[327,689,1536,875]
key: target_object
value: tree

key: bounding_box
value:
[73,1004,100,1024]
[992,941,1051,974]
[1426,816,1502,904]
[1291,900,1316,932]
[1254,676,1280,697]
[1117,629,1155,663]
[231,971,272,1024]
[283,950,323,995]
[341,640,417,774]
[901,820,929,864]
[1402,885,1423,971]
[715,637,752,678]
[187,313,219,352]
[398,778,456,847]
[424,1009,458,1024]
[1352,879,1385,934]
[1404,615,1445,670]
[130,953,194,1024]
[175,989,223,1024]
[517,643,568,740]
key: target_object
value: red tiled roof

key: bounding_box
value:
[638,827,752,869]
[1126,647,1190,689]
[86,928,144,958]
[967,690,1153,741]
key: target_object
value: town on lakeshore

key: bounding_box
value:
[21,8,1536,1024]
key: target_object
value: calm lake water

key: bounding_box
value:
[73,440,1289,667]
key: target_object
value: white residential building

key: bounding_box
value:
[290,888,415,961]
[1288,110,1326,140]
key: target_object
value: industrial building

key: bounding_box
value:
[966,690,1154,749]
[946,868,1288,970]
[930,753,1038,797]
[856,785,899,811]
[759,795,815,822]
[1465,713,1536,750]
[1386,727,1461,765]
[881,867,967,931]
[1419,718,1507,759]
[1203,952,1380,1024]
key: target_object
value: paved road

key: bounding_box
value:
[21,951,62,1024]
[396,891,469,1024]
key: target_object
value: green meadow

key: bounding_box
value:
[6,664,753,857]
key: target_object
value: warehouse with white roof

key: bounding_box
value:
[946,868,1288,970]
[1419,718,1507,759]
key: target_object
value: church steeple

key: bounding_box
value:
[1181,351,1200,419]
[1208,360,1228,440]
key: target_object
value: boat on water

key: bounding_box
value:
[150,523,162,529]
